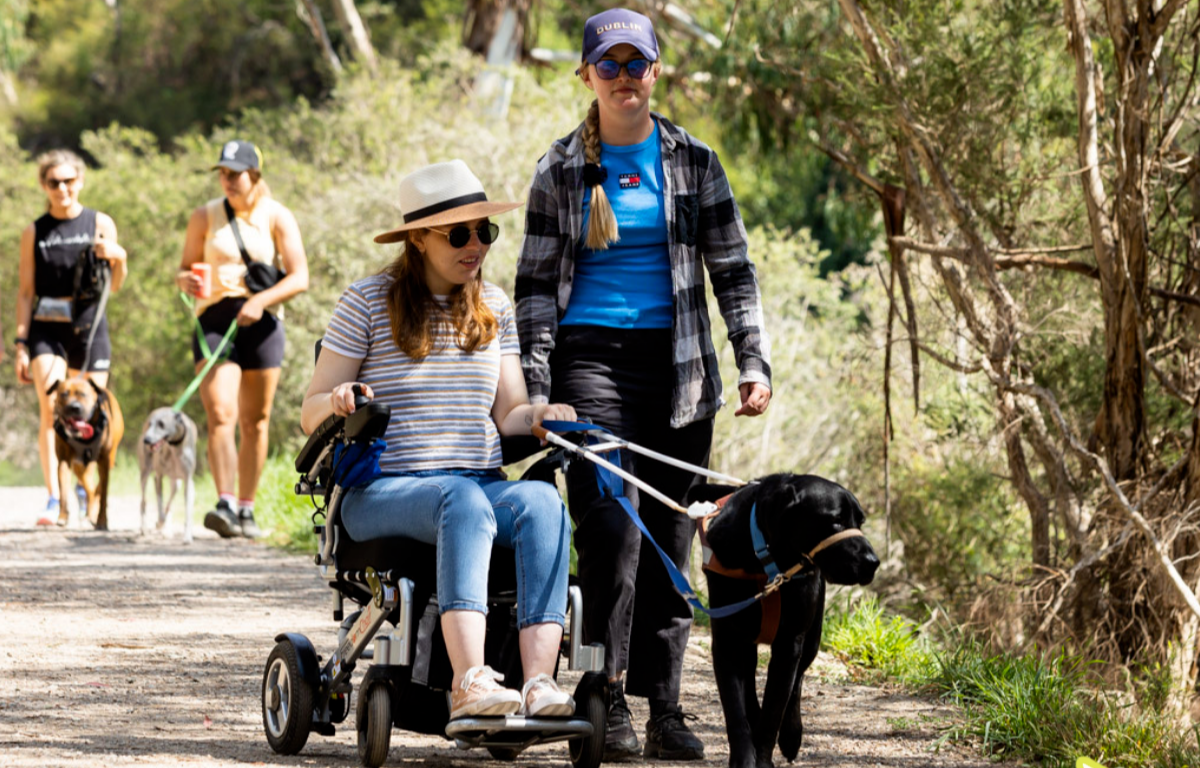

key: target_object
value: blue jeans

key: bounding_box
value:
[341,470,570,629]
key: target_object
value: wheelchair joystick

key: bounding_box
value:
[351,384,370,411]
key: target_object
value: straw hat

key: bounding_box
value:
[374,160,523,244]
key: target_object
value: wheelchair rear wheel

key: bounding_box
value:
[357,683,392,767]
[262,641,315,755]
[569,673,607,768]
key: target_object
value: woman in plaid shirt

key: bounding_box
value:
[516,8,772,762]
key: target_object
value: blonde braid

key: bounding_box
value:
[582,99,619,249]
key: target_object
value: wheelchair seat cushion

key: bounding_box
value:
[334,527,517,595]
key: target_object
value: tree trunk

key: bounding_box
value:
[0,70,16,108]
[299,0,343,75]
[330,0,377,71]
[465,0,529,116]
[463,0,531,59]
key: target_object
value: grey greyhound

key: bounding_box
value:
[137,407,199,542]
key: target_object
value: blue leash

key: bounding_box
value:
[540,421,776,619]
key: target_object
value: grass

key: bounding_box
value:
[822,597,1200,768]
[821,595,936,685]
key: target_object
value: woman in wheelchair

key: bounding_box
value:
[301,160,577,722]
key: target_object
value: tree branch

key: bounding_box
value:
[815,141,885,196]
[892,236,1200,306]
[1004,377,1200,622]
[916,342,981,374]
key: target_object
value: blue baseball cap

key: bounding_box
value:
[580,8,659,66]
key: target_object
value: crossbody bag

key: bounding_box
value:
[224,199,286,294]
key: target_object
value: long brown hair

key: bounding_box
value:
[382,231,498,359]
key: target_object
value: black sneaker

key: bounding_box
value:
[203,500,239,539]
[238,508,262,539]
[604,683,640,762]
[644,704,705,760]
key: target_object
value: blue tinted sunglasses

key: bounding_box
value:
[593,58,654,80]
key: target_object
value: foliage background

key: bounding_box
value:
[0,0,1061,647]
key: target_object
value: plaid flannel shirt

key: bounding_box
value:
[516,113,771,428]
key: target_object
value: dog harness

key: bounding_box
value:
[533,420,868,621]
[53,390,109,465]
[697,496,867,644]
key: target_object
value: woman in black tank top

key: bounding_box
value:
[13,149,129,522]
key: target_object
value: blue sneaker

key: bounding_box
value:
[45,497,60,513]
[75,484,87,506]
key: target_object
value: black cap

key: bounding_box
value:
[212,140,262,173]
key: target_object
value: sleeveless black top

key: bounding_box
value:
[33,207,97,298]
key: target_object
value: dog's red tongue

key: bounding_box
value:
[69,418,94,440]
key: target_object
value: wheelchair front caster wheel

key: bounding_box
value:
[488,746,522,760]
[262,641,315,755]
[357,683,392,767]
[570,672,607,768]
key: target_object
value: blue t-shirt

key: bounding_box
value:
[562,123,672,329]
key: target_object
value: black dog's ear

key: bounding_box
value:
[686,483,739,504]
[45,379,62,396]
[840,485,868,526]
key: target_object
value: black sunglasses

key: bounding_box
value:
[45,176,78,188]
[594,58,654,80]
[428,222,500,248]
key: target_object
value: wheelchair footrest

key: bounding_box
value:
[446,715,594,747]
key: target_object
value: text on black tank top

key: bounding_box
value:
[33,208,97,298]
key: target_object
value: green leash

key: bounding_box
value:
[171,292,238,412]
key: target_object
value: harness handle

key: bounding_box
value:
[535,421,746,516]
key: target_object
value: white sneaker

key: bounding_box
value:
[449,665,522,719]
[520,673,575,717]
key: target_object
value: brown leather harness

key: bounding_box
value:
[696,495,866,644]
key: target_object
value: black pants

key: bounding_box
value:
[552,325,713,703]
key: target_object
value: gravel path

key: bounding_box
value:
[0,487,992,767]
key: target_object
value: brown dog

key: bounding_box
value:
[47,377,124,530]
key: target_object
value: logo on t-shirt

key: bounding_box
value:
[619,173,641,189]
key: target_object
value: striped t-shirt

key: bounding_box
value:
[321,275,519,472]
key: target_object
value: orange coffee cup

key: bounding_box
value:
[191,263,212,299]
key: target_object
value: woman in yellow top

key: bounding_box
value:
[176,140,309,538]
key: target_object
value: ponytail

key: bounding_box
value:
[582,99,619,250]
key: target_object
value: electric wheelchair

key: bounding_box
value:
[260,386,607,767]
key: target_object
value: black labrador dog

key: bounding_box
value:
[690,473,879,768]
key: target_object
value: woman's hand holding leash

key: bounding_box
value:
[735,382,771,417]
[92,233,126,266]
[331,382,373,417]
[176,270,203,297]
[529,403,576,443]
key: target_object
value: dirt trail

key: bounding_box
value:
[0,488,991,768]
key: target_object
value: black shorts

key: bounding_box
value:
[28,309,111,373]
[192,297,286,370]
